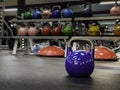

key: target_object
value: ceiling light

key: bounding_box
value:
[100,1,120,5]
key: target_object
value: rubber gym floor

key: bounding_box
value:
[0,50,120,90]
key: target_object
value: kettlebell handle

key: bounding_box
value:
[84,2,91,9]
[43,6,51,10]
[67,37,94,49]
[116,19,120,24]
[115,0,118,5]
[52,5,61,10]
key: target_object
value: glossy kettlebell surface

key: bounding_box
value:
[65,37,94,77]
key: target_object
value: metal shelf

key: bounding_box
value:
[12,36,69,55]
[10,16,120,23]
[75,16,120,21]
[72,36,120,41]
[8,15,120,40]
[11,18,72,23]
[12,36,69,39]
[11,36,120,41]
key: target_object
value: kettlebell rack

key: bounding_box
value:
[10,18,73,55]
[0,0,13,36]
[10,16,120,23]
[0,0,13,48]
[75,16,120,21]
[10,15,120,55]
[11,36,69,55]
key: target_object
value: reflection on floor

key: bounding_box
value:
[0,50,120,90]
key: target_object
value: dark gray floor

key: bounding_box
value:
[0,50,120,90]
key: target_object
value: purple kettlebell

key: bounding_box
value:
[52,5,61,18]
[65,37,94,77]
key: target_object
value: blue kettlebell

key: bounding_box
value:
[52,5,61,18]
[65,37,94,77]
[32,8,42,19]
[62,4,73,18]
[32,44,41,54]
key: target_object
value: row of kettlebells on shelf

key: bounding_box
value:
[88,20,120,36]
[23,4,73,19]
[17,19,120,36]
[22,1,120,20]
[17,22,73,36]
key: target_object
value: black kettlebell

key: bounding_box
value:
[82,2,93,17]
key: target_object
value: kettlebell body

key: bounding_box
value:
[65,37,94,77]
[41,6,52,19]
[10,23,17,36]
[51,22,62,36]
[114,20,120,36]
[52,5,61,18]
[41,23,51,36]
[23,11,32,19]
[18,24,28,36]
[28,24,38,36]
[62,5,73,18]
[63,23,73,36]
[32,44,41,54]
[32,9,42,19]
[88,22,100,36]
[82,2,93,17]
[110,1,120,16]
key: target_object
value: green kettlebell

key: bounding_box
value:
[63,23,73,36]
[23,11,32,19]
[23,8,32,19]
